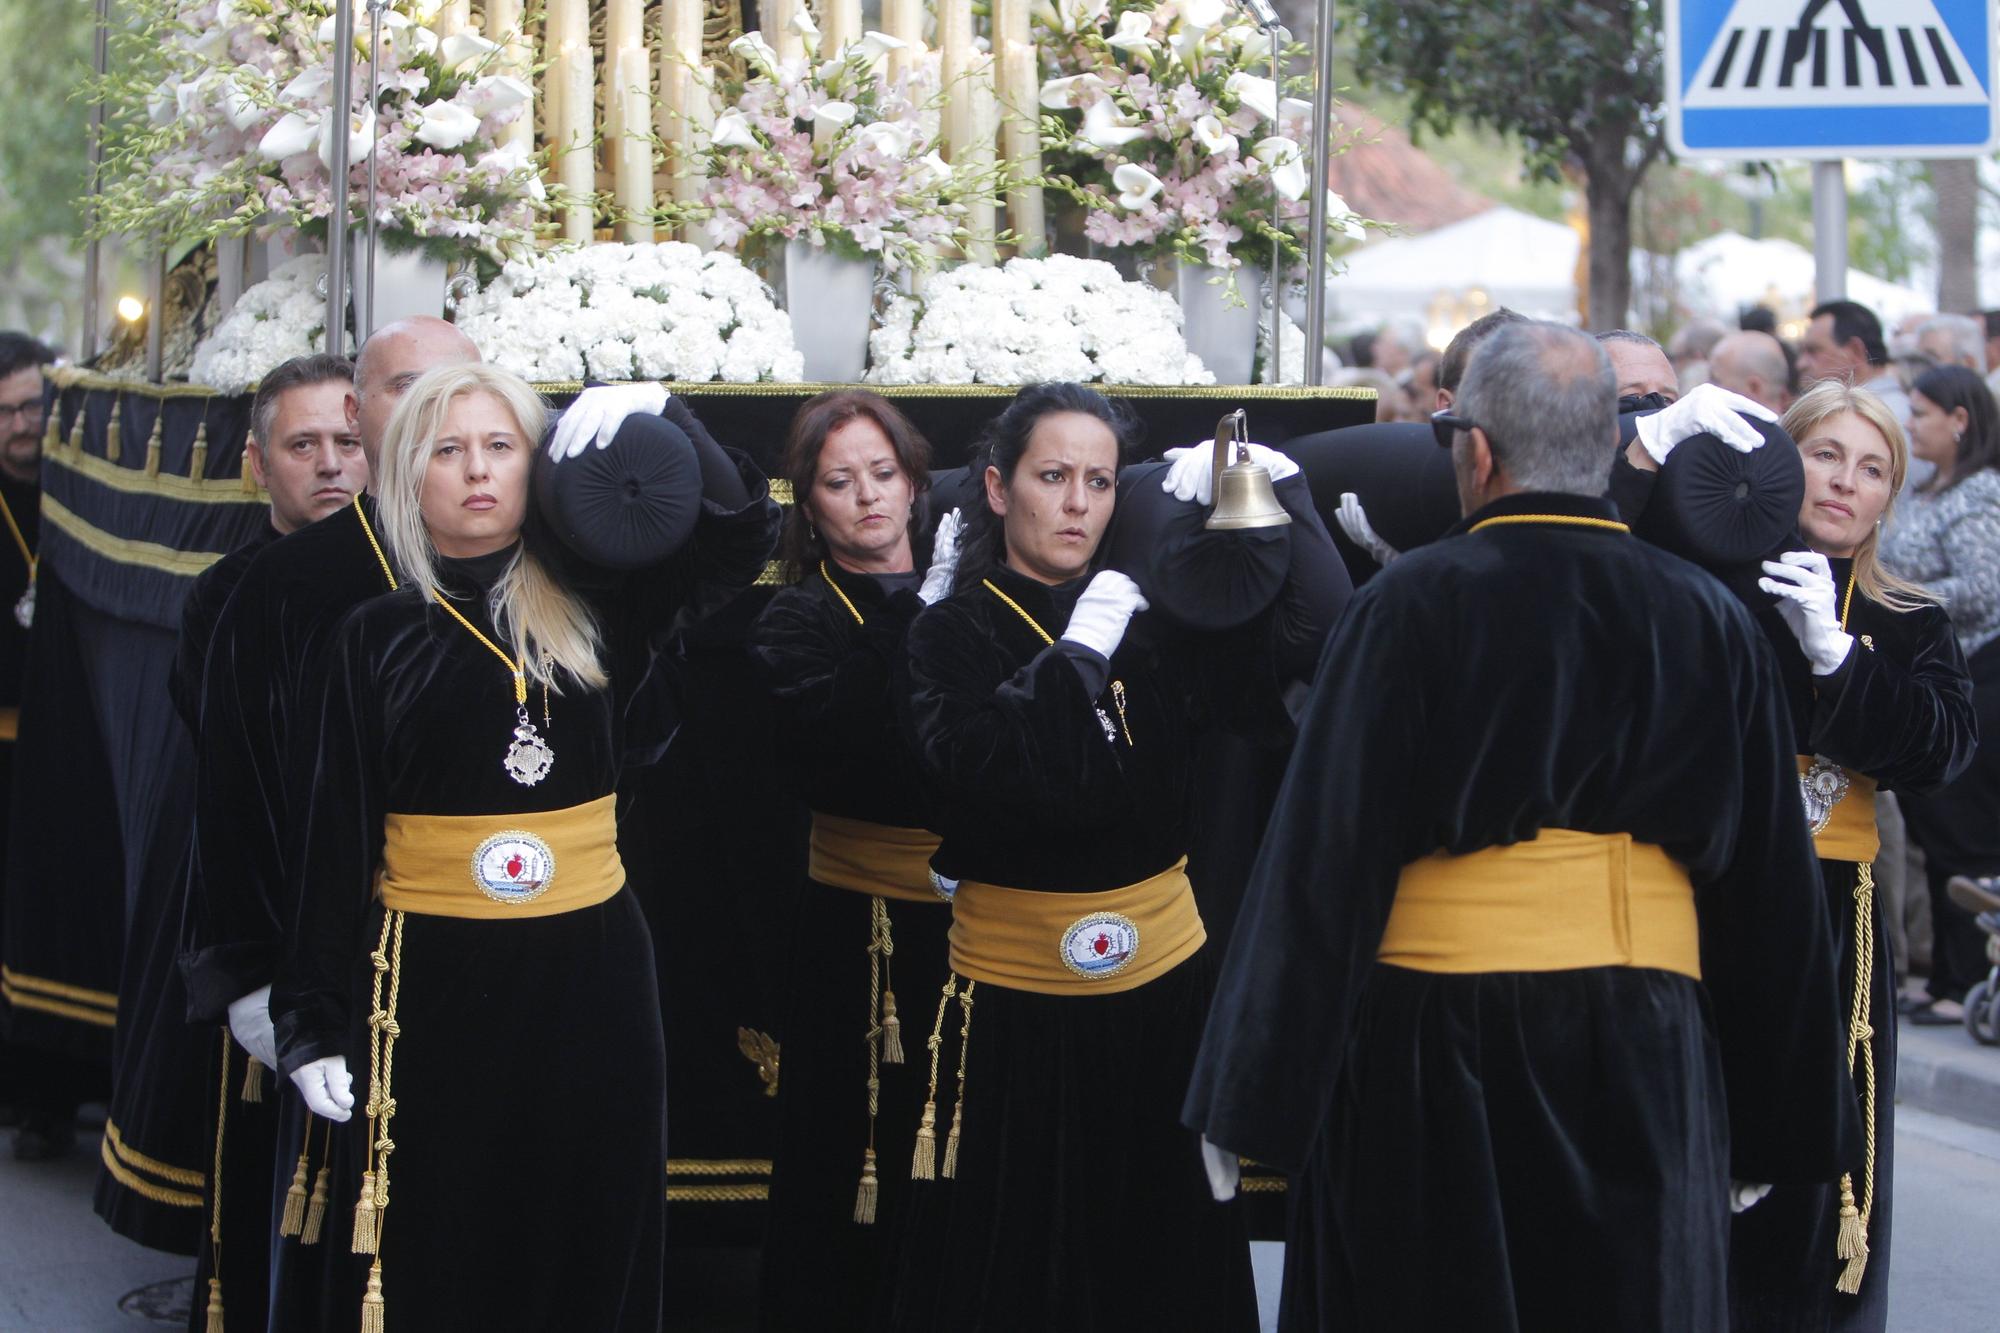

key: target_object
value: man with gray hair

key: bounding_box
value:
[1917,312,1987,374]
[1189,321,1858,1331]
[1708,329,1797,415]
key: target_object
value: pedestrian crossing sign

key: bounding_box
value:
[1667,0,1998,157]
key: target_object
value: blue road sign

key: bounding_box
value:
[1666,0,1999,157]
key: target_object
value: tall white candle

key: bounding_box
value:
[958,52,998,264]
[484,0,533,150]
[434,1,471,38]
[824,0,862,57]
[993,0,1044,253]
[605,0,644,148]
[616,45,656,243]
[561,39,596,241]
[766,0,802,61]
[659,0,711,242]
[881,0,924,79]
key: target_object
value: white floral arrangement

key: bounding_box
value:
[453,243,806,384]
[188,254,342,393]
[866,255,1214,386]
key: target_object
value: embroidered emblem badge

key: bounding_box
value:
[1800,757,1851,837]
[1060,912,1141,979]
[470,831,556,905]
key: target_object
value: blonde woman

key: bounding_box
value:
[271,364,776,1331]
[1730,381,1975,1332]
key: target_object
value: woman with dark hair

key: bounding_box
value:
[748,390,959,1331]
[886,382,1343,1332]
[1880,364,2000,1027]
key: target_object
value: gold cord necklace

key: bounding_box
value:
[354,496,398,591]
[1,488,37,627]
[981,578,1131,746]
[822,561,865,627]
[430,588,556,787]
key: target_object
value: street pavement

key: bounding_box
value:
[2,1053,1995,1331]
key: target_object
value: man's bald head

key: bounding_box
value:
[349,316,482,474]
[1707,331,1793,414]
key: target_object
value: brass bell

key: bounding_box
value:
[1205,409,1292,530]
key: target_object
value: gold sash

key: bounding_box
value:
[1798,756,1882,864]
[0,706,18,742]
[808,812,945,904]
[377,794,624,920]
[1379,829,1701,980]
[949,858,1206,996]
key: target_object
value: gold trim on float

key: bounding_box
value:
[46,367,229,401]
[0,964,117,1008]
[98,1135,204,1208]
[665,1183,770,1203]
[46,441,267,506]
[666,1158,773,1176]
[40,495,229,577]
[106,1120,207,1187]
[1238,1176,1288,1193]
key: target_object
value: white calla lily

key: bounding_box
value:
[318,103,376,170]
[1056,0,1110,32]
[853,30,908,61]
[728,32,781,71]
[1182,0,1229,29]
[1107,11,1158,51]
[710,111,758,150]
[174,75,209,119]
[1225,72,1278,122]
[1193,114,1237,156]
[1327,191,1367,239]
[1113,163,1165,210]
[414,100,481,150]
[911,151,953,188]
[812,100,857,147]
[257,111,321,161]
[1039,73,1106,109]
[146,81,176,126]
[466,74,533,115]
[221,77,265,132]
[788,9,821,52]
[857,120,913,157]
[441,31,502,70]
[1081,99,1148,149]
[281,65,332,104]
[1252,135,1306,202]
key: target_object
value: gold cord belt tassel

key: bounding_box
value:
[854,896,903,1225]
[910,974,976,1182]
[1835,863,1879,1295]
[205,1031,230,1333]
[354,909,408,1333]
[240,1057,264,1104]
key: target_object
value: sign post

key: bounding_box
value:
[1666,0,1998,297]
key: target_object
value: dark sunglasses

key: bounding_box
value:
[1430,410,1476,449]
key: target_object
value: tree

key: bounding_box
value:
[1338,0,1665,330]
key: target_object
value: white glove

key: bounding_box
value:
[1160,442,1301,507]
[290,1055,356,1123]
[918,508,962,606]
[226,984,278,1073]
[547,382,671,463]
[1200,1135,1241,1202]
[1758,551,1855,676]
[1335,492,1400,567]
[1730,1180,1773,1213]
[1631,383,1779,466]
[1060,570,1149,659]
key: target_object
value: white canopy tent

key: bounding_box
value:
[1326,207,1582,337]
[1670,232,1933,331]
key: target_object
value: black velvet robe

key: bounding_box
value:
[270,454,775,1333]
[886,474,1342,1333]
[1185,492,1862,1333]
[746,563,949,1332]
[1727,562,1974,1333]
[94,521,280,1261]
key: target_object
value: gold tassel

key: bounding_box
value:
[942,1100,963,1180]
[301,1166,331,1245]
[239,1062,263,1104]
[143,408,162,477]
[351,1170,379,1254]
[1835,1174,1868,1292]
[359,1261,386,1333]
[67,408,85,459]
[190,418,209,481]
[853,1147,879,1224]
[106,397,122,464]
[203,1277,225,1333]
[41,406,58,455]
[910,1102,937,1181]
[278,1150,309,1238]
[1832,865,1878,1297]
[880,989,904,1065]
[239,448,257,494]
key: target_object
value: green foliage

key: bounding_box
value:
[0,0,95,256]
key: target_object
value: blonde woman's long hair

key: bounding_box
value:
[376,363,607,692]
[1782,380,1932,614]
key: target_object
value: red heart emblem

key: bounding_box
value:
[1093,933,1111,956]
[506,854,524,879]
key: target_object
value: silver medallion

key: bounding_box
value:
[504,707,555,786]
[1094,705,1117,744]
[1799,756,1850,835]
[14,581,33,629]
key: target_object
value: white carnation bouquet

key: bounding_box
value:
[188,254,342,393]
[866,255,1214,386]
[454,242,806,383]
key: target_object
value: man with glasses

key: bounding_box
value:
[1188,321,1858,1331]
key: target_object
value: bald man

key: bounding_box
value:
[1707,331,1795,416]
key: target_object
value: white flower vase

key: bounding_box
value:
[350,235,450,341]
[1176,261,1264,386]
[784,239,877,383]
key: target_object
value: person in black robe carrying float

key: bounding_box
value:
[1615,380,1973,1332]
[272,362,777,1332]
[747,390,961,1330]
[1185,321,1862,1332]
[885,382,1344,1333]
